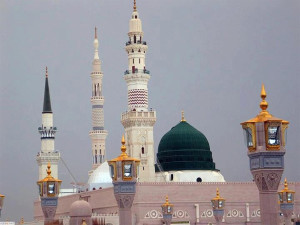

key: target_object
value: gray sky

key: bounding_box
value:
[0,0,299,222]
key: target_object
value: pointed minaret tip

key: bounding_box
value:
[95,26,97,39]
[133,0,137,11]
[45,66,48,78]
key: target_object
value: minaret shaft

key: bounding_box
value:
[37,68,60,180]
[89,28,108,174]
[121,6,156,182]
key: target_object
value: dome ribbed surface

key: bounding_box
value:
[157,121,216,171]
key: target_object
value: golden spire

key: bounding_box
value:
[121,134,127,155]
[259,83,268,111]
[46,162,52,176]
[165,195,169,204]
[95,27,97,39]
[284,178,289,190]
[181,110,186,122]
[45,66,48,78]
[133,0,137,11]
[216,188,220,198]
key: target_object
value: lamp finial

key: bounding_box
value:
[47,162,51,176]
[260,83,268,111]
[121,134,126,153]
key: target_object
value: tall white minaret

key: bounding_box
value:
[89,27,108,175]
[121,0,157,182]
[36,67,60,180]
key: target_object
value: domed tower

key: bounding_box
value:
[121,0,156,182]
[156,112,225,182]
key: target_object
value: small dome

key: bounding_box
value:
[157,121,216,171]
[88,161,113,190]
[70,200,92,217]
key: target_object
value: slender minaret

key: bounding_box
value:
[121,0,157,182]
[37,67,60,180]
[89,27,108,174]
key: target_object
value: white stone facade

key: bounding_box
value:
[121,9,156,182]
[89,29,108,174]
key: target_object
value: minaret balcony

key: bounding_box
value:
[126,40,147,46]
[124,69,150,75]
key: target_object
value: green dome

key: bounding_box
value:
[157,121,216,171]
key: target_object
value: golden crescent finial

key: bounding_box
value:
[133,0,137,11]
[95,27,97,39]
[260,83,268,111]
[181,110,186,122]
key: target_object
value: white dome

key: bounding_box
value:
[88,161,113,190]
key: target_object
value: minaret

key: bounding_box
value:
[89,27,108,174]
[121,0,157,182]
[37,67,60,180]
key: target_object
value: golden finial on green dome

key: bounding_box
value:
[181,110,186,122]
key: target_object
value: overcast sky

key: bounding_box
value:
[0,0,299,222]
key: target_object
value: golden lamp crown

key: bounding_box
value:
[162,195,174,207]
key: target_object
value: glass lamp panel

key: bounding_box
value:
[285,128,288,146]
[124,163,132,177]
[38,183,43,196]
[287,193,293,202]
[167,206,171,213]
[218,200,224,208]
[48,182,55,195]
[268,126,280,145]
[109,165,115,179]
[0,197,3,208]
[278,193,283,203]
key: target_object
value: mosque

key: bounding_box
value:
[31,1,300,225]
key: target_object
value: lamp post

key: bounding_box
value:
[241,84,289,225]
[37,162,62,225]
[211,188,225,225]
[108,135,140,225]
[0,194,5,217]
[278,178,295,225]
[161,196,174,225]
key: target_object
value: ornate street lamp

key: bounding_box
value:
[211,188,225,225]
[0,194,5,217]
[241,84,289,225]
[161,196,174,225]
[278,178,295,225]
[37,162,62,225]
[108,135,140,225]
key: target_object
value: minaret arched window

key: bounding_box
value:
[134,35,136,43]
[97,83,100,96]
[141,147,144,154]
[139,58,141,64]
